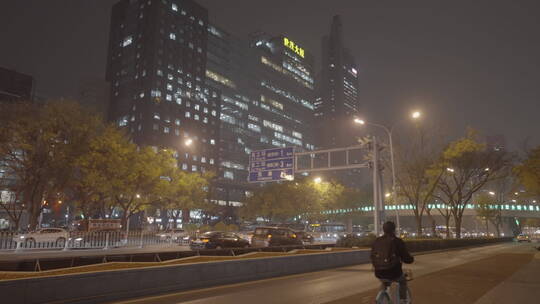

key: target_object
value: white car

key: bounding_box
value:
[14,228,69,247]
[156,229,189,242]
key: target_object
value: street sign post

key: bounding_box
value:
[248,147,294,183]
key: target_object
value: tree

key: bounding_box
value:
[159,170,213,228]
[475,193,499,236]
[394,125,445,237]
[434,130,511,238]
[515,146,540,198]
[239,178,342,223]
[0,101,104,230]
[68,126,129,219]
[107,147,176,231]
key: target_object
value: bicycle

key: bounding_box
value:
[374,269,413,304]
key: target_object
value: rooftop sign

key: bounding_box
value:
[283,37,305,58]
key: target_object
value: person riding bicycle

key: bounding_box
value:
[370,221,414,303]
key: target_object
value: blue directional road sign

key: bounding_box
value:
[248,147,295,182]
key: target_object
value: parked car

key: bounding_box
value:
[294,231,315,245]
[190,231,250,250]
[14,228,69,247]
[516,234,531,242]
[156,229,189,243]
[251,227,303,247]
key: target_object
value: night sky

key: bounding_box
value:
[1,0,539,149]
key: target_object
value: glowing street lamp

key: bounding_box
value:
[353,109,424,234]
[184,138,193,146]
[354,118,365,125]
[314,177,322,184]
[488,191,496,196]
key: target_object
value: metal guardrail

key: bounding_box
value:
[0,231,191,251]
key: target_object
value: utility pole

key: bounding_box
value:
[372,136,380,235]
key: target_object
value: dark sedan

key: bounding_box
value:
[294,231,315,245]
[190,231,250,250]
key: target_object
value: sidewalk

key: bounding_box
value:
[474,251,540,304]
[327,244,536,304]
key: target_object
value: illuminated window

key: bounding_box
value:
[167,84,173,91]
[157,70,163,76]
[172,3,178,11]
[166,94,172,101]
[201,157,206,163]
[192,165,197,172]
[185,112,191,118]
[211,110,217,117]
[206,70,236,89]
[209,158,214,165]
[292,131,303,139]
[175,119,181,126]
[153,113,160,120]
[247,123,261,132]
[122,36,133,47]
[194,114,199,120]
[169,33,176,40]
[182,163,188,170]
[164,127,170,134]
[168,74,173,80]
[210,139,215,145]
[224,171,234,180]
[263,120,283,132]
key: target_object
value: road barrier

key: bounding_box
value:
[0,230,191,251]
[0,248,370,304]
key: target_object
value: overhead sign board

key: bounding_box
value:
[248,147,294,182]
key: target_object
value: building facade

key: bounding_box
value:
[316,15,360,148]
[107,0,221,177]
[205,27,317,207]
[0,67,34,102]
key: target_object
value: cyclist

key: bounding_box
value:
[370,221,414,303]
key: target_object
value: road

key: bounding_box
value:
[112,242,539,304]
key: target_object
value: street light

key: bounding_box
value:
[314,177,322,184]
[353,110,423,234]
[184,138,193,146]
[488,191,496,196]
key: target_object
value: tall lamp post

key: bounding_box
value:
[354,110,422,234]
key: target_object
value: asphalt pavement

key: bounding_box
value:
[111,242,538,304]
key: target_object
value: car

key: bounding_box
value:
[251,227,303,247]
[516,234,531,242]
[294,231,315,245]
[190,231,250,250]
[156,229,189,243]
[14,228,69,247]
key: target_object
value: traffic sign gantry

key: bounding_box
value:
[248,147,294,182]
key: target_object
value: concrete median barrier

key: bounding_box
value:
[0,249,371,304]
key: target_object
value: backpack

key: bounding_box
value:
[370,237,400,270]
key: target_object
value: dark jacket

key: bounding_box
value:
[372,234,414,279]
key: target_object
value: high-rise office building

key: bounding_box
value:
[205,24,258,208]
[106,0,220,176]
[0,67,34,102]
[316,15,360,148]
[205,27,316,208]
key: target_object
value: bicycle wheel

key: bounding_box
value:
[375,291,392,304]
[405,287,412,304]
